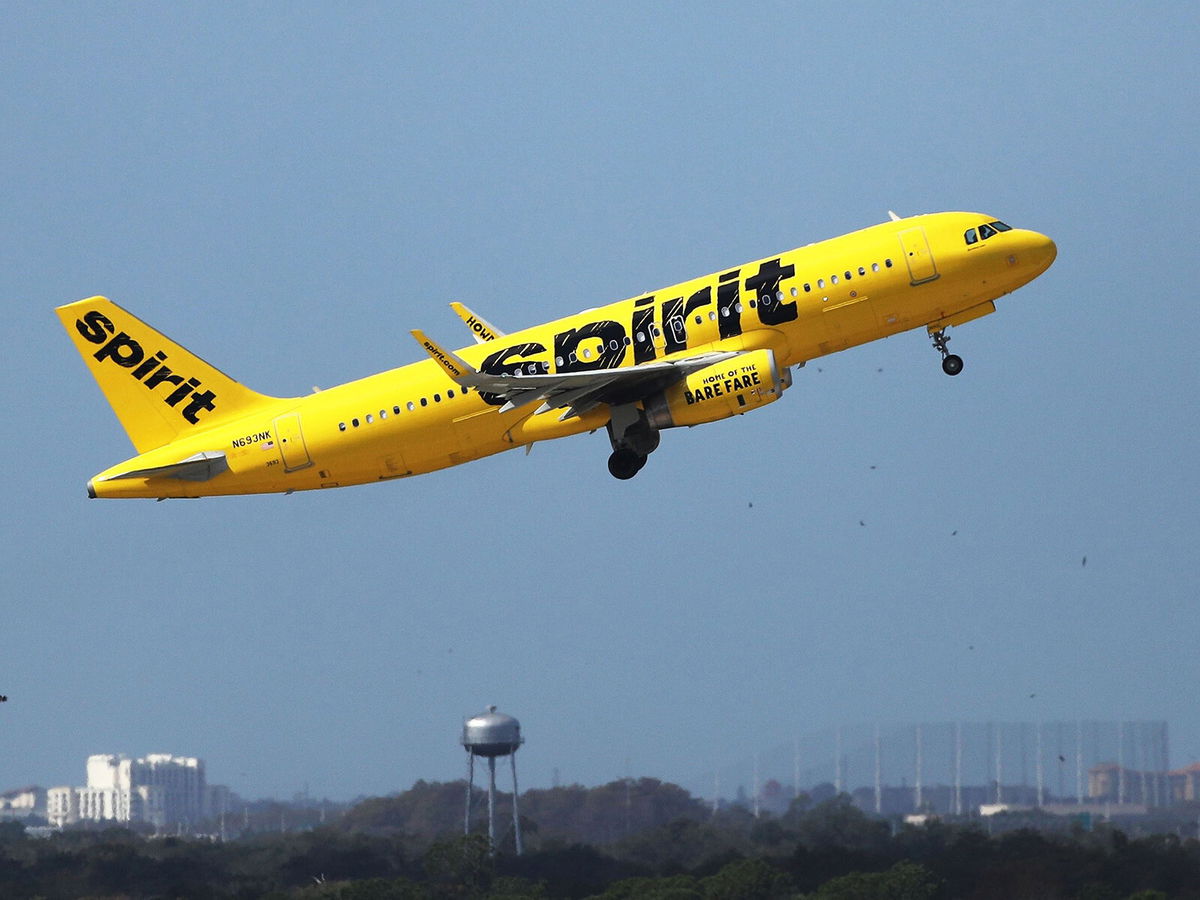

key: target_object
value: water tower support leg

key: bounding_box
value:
[487,756,497,854]
[511,753,523,855]
[465,753,474,835]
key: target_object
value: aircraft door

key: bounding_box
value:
[273,413,313,472]
[897,227,940,285]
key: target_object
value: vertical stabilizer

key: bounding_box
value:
[56,297,282,453]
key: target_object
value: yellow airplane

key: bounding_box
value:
[57,211,1055,498]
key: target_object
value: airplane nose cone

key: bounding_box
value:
[1028,231,1057,273]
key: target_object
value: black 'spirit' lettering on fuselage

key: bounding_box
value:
[479,341,549,406]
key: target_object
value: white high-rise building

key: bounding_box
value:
[48,754,221,829]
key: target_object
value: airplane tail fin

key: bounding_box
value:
[56,297,282,454]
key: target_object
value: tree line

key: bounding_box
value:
[1,780,1198,898]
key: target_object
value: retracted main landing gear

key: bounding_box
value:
[930,328,964,376]
[606,403,660,480]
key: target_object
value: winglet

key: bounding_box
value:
[410,329,477,385]
[888,210,902,222]
[449,301,505,343]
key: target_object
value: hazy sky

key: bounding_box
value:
[3,3,1197,802]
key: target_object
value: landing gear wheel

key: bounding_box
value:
[942,354,964,376]
[930,329,964,376]
[607,448,644,480]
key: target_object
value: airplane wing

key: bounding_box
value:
[411,330,738,421]
[105,451,229,482]
[449,301,505,343]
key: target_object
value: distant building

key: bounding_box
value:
[1088,763,1172,806]
[47,754,226,829]
[1168,763,1200,803]
[0,786,45,820]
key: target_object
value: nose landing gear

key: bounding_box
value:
[930,328,964,376]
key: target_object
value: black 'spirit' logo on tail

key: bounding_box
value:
[75,310,217,424]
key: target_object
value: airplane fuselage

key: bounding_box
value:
[62,211,1056,498]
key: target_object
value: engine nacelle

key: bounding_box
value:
[645,348,791,429]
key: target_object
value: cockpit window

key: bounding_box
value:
[967,220,1013,245]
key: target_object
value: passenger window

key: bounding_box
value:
[352,418,360,427]
[792,286,800,296]
[817,278,825,288]
[366,414,373,424]
[803,283,811,292]
[872,263,880,272]
[845,271,852,280]
[965,228,978,245]
[393,406,401,415]
[420,398,428,407]
[406,401,415,411]
[885,259,893,268]
[380,410,387,418]
[978,223,997,240]
[831,275,838,284]
[339,422,347,432]
[434,394,441,403]
[448,390,455,398]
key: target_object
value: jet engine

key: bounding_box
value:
[644,348,791,429]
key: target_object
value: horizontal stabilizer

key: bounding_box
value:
[105,451,229,482]
[449,301,505,343]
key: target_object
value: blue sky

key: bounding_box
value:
[3,3,1197,802]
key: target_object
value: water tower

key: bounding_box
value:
[462,705,523,854]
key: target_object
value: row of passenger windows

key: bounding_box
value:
[964,220,1012,245]
[338,386,473,431]
[801,258,893,293]
[337,254,901,432]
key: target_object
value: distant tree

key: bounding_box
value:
[421,833,493,895]
[293,876,429,899]
[699,857,792,899]
[613,818,749,873]
[596,873,703,898]
[792,796,890,854]
[805,860,939,900]
[342,780,471,841]
[501,842,641,898]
